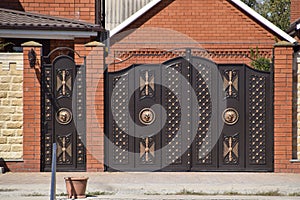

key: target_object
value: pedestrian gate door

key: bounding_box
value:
[41,48,86,172]
[105,55,273,171]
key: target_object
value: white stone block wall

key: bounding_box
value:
[0,53,23,160]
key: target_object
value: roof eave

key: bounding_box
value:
[0,25,102,32]
[0,29,98,40]
[287,18,300,37]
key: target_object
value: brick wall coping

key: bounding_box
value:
[21,41,42,47]
[274,41,295,47]
[84,41,105,47]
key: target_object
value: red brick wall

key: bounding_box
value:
[291,0,300,23]
[112,0,275,51]
[50,40,74,51]
[2,0,95,23]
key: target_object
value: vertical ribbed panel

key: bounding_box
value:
[105,0,153,30]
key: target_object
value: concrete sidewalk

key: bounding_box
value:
[0,172,300,200]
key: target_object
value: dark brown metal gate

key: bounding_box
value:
[41,48,86,172]
[105,54,273,172]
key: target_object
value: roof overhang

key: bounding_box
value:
[0,8,102,40]
[0,29,98,40]
[287,18,300,38]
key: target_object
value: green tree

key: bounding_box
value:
[242,0,290,31]
[243,0,260,10]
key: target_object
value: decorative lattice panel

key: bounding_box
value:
[195,62,212,164]
[164,63,182,164]
[76,67,84,121]
[77,135,85,164]
[44,68,52,121]
[44,134,52,165]
[43,67,53,166]
[112,75,130,164]
[249,75,266,165]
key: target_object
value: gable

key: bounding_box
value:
[111,0,295,48]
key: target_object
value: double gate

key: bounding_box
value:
[106,54,273,171]
[41,48,86,172]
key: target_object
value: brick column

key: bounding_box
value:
[75,41,105,171]
[274,41,300,172]
[20,41,42,172]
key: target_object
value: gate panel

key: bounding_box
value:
[218,65,245,170]
[245,67,273,171]
[162,57,191,171]
[105,55,273,172]
[107,64,164,171]
[54,57,77,169]
[41,49,86,172]
[134,65,162,170]
[107,69,134,170]
[191,57,219,171]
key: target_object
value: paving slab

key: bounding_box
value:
[0,172,300,200]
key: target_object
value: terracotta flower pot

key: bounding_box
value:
[64,177,89,199]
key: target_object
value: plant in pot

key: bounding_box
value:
[64,177,89,199]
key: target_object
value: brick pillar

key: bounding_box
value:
[273,41,300,172]
[21,41,42,172]
[75,41,105,171]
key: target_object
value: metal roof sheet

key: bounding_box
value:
[0,8,102,32]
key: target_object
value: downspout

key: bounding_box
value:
[292,42,300,160]
[95,0,108,44]
[95,0,102,25]
[96,0,107,42]
[102,0,105,29]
